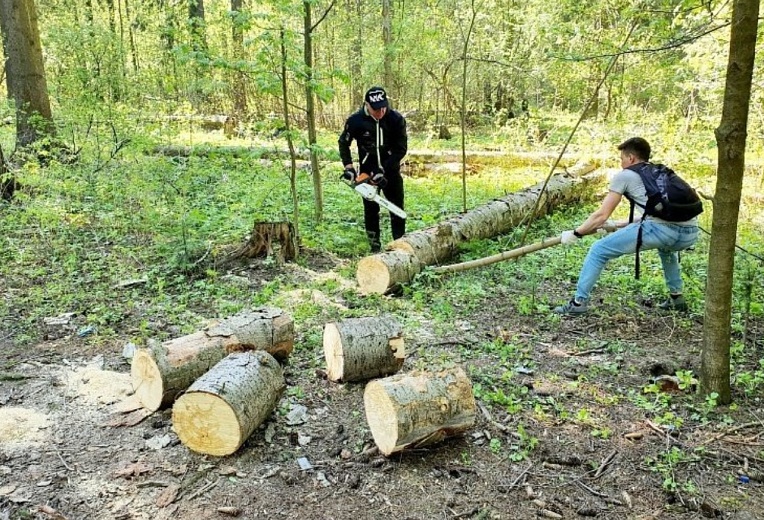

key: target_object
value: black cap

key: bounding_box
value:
[365,87,388,109]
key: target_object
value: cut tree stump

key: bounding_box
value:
[364,367,476,456]
[226,221,297,262]
[323,316,405,382]
[356,163,606,294]
[131,307,293,411]
[172,350,285,456]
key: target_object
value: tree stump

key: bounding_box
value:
[323,316,405,382]
[230,221,297,262]
[364,367,476,456]
[131,307,293,411]
[172,351,285,456]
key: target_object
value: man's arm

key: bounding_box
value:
[338,120,354,167]
[574,191,622,235]
[384,115,408,169]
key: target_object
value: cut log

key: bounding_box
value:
[131,307,293,411]
[357,164,607,294]
[364,367,476,456]
[323,316,405,382]
[172,351,285,456]
[357,251,424,295]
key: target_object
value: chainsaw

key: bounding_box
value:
[342,171,407,220]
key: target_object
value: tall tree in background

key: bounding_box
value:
[459,0,478,213]
[0,0,55,148]
[231,0,247,117]
[700,0,760,404]
[189,0,207,52]
[381,0,392,92]
[303,0,322,222]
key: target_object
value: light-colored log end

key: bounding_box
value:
[323,323,344,382]
[363,381,399,456]
[130,348,164,412]
[356,255,391,294]
[172,392,243,456]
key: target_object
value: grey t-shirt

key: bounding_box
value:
[609,168,697,225]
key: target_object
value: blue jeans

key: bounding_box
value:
[575,221,699,302]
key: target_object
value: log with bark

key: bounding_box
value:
[131,308,293,412]
[356,163,607,294]
[364,367,476,456]
[172,350,285,456]
[323,316,405,382]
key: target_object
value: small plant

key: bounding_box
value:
[489,437,502,455]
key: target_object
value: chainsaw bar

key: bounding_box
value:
[353,182,407,219]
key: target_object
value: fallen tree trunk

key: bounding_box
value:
[323,316,405,382]
[172,350,285,456]
[364,367,476,456]
[356,163,607,293]
[131,307,293,411]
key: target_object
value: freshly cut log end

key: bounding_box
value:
[172,351,284,456]
[323,316,405,382]
[323,323,345,382]
[130,348,165,412]
[357,251,423,294]
[356,256,391,294]
[172,392,243,456]
[364,367,476,456]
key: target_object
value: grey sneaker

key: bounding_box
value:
[659,295,688,311]
[553,298,589,315]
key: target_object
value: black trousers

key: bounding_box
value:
[363,173,405,248]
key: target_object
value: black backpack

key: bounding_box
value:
[625,162,703,278]
[625,162,703,222]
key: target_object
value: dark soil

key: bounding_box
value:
[1,256,763,520]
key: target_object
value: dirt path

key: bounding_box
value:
[1,271,763,520]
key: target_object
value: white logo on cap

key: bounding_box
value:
[369,92,385,102]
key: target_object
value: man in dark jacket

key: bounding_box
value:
[339,86,408,253]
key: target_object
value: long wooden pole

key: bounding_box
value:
[433,223,623,274]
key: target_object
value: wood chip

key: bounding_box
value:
[36,505,68,520]
[114,462,152,478]
[102,407,152,427]
[217,507,242,517]
[155,484,180,507]
[624,431,644,440]
[538,509,563,519]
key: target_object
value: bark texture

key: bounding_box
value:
[0,0,55,147]
[701,0,760,404]
[357,164,604,293]
[364,367,476,456]
[172,351,285,456]
[131,308,293,411]
[323,316,405,382]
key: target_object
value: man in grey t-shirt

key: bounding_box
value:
[553,137,699,315]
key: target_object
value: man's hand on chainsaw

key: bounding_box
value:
[371,171,387,188]
[341,166,357,182]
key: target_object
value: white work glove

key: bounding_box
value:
[596,219,617,235]
[560,230,581,245]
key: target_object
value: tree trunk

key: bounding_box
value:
[701,0,759,404]
[304,0,323,222]
[0,0,55,148]
[381,0,393,93]
[231,0,247,117]
[131,308,294,411]
[350,0,363,108]
[323,316,404,382]
[364,367,476,456]
[279,27,301,245]
[356,164,603,293]
[188,0,207,52]
[172,351,285,456]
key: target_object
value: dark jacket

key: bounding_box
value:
[338,107,407,177]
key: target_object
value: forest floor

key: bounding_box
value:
[1,247,763,520]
